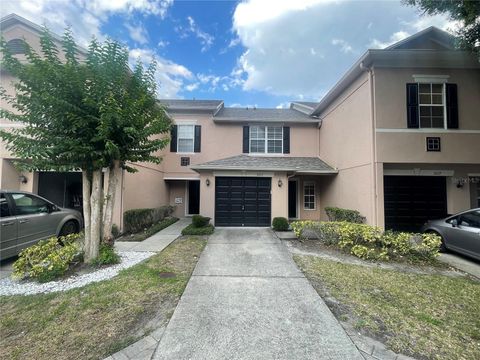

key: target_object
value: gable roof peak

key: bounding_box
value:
[386,26,456,51]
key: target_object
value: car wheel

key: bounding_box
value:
[429,231,447,252]
[60,220,78,237]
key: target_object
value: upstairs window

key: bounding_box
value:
[419,83,445,128]
[406,82,458,129]
[170,124,201,153]
[249,126,283,154]
[6,39,26,55]
[177,125,195,153]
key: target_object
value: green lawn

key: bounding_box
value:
[0,236,206,360]
[294,255,480,360]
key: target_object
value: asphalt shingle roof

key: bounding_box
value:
[191,155,337,174]
[159,99,223,112]
[213,107,318,123]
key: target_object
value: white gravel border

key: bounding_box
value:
[0,251,155,296]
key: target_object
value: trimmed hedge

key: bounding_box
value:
[291,221,441,262]
[325,207,366,224]
[182,224,215,236]
[192,215,210,228]
[272,217,289,231]
[123,205,174,233]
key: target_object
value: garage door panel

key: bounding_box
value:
[215,177,271,227]
[384,176,447,232]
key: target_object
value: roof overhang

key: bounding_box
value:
[190,165,338,174]
[212,118,320,125]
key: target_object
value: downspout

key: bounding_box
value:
[360,62,378,226]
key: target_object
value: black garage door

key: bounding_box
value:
[384,176,447,232]
[215,177,271,227]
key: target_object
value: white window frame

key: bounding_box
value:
[418,82,447,129]
[249,125,283,154]
[177,124,195,153]
[303,181,316,211]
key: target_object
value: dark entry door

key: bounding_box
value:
[384,176,447,232]
[215,177,271,226]
[188,180,200,215]
[288,180,297,218]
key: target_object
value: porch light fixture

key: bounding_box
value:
[19,175,28,184]
[206,178,210,186]
[278,179,283,188]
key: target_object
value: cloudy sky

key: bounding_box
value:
[1,0,458,108]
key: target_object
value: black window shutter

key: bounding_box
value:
[446,83,458,129]
[283,126,290,154]
[194,125,201,152]
[406,83,419,128]
[243,126,249,153]
[170,125,177,152]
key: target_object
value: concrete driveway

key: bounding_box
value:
[153,228,362,360]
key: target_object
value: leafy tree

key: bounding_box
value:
[0,28,171,262]
[403,0,480,58]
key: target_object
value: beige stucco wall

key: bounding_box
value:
[162,113,320,178]
[317,71,375,223]
[374,67,480,165]
[374,68,480,130]
[168,180,186,218]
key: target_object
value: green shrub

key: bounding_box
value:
[123,205,175,233]
[121,217,179,242]
[13,233,83,283]
[325,207,366,223]
[272,217,289,231]
[111,224,121,239]
[182,224,215,236]
[192,215,210,228]
[91,244,120,266]
[290,221,441,262]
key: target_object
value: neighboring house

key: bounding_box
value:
[1,13,479,232]
[0,14,168,229]
[162,27,480,231]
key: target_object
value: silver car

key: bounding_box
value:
[0,190,83,261]
[421,208,480,261]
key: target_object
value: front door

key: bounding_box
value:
[288,180,297,219]
[188,181,200,215]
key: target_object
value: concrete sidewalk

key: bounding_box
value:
[152,227,363,360]
[115,218,190,253]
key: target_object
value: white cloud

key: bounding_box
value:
[0,0,173,46]
[331,39,354,53]
[185,83,199,91]
[157,39,169,48]
[231,0,461,98]
[276,101,290,109]
[369,31,410,49]
[129,48,194,98]
[81,0,173,19]
[175,16,214,52]
[125,22,149,44]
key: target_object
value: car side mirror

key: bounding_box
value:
[451,219,458,227]
[46,204,55,214]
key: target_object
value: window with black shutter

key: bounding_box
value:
[406,82,459,129]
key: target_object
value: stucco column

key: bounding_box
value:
[199,172,215,220]
[271,172,288,221]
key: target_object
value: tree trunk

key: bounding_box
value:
[82,170,92,259]
[103,160,121,245]
[85,169,103,262]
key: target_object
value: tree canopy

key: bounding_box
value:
[0,28,171,173]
